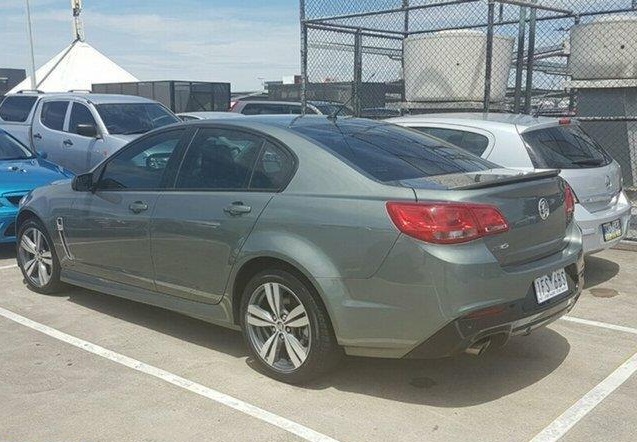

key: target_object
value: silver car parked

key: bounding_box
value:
[389,113,632,254]
[16,116,584,383]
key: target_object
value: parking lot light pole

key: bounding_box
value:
[25,0,37,90]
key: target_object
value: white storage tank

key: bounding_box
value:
[403,30,514,102]
[569,16,637,80]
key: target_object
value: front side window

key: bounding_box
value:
[0,96,38,122]
[414,127,490,157]
[97,129,185,190]
[521,124,612,169]
[95,103,179,135]
[175,128,264,190]
[68,103,97,135]
[40,101,69,131]
[0,130,34,160]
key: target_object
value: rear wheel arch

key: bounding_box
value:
[230,256,335,331]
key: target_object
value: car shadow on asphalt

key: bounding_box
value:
[0,243,16,260]
[584,255,620,289]
[66,289,247,359]
[305,328,570,407]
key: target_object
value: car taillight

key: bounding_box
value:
[386,202,509,244]
[564,184,576,224]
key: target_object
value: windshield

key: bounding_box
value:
[0,96,38,122]
[0,131,34,160]
[521,124,612,169]
[292,121,493,183]
[96,103,180,135]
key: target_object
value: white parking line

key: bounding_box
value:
[561,316,637,335]
[530,350,637,442]
[0,306,340,442]
[0,264,18,270]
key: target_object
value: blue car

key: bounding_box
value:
[0,130,74,243]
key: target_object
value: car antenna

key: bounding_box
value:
[328,72,376,122]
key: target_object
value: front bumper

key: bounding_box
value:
[575,191,632,254]
[0,211,18,243]
[405,259,584,358]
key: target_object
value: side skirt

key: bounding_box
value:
[61,269,240,331]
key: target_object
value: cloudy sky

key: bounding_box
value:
[0,0,300,91]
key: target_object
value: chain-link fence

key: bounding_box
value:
[300,0,637,240]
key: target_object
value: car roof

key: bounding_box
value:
[34,93,157,105]
[177,111,240,118]
[388,112,569,132]
[236,100,342,106]
[179,115,394,132]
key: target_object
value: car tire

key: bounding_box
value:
[240,268,341,384]
[16,218,65,295]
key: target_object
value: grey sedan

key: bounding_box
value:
[16,116,584,383]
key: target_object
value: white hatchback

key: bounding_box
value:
[389,113,632,254]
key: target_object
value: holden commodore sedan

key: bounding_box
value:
[16,116,584,383]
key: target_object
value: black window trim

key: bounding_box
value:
[166,123,298,193]
[93,127,193,192]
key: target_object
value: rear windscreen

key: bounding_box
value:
[521,125,612,169]
[292,122,493,183]
[0,96,38,122]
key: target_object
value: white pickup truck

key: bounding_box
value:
[0,92,180,173]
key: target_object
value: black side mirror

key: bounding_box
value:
[72,172,94,192]
[76,123,99,138]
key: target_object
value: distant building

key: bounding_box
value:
[0,69,26,98]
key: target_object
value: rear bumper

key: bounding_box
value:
[405,259,584,358]
[324,223,584,359]
[0,211,17,243]
[575,191,632,254]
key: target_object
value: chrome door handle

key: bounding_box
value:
[128,201,149,214]
[223,202,252,216]
[63,139,74,146]
[33,133,42,139]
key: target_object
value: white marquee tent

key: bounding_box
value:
[9,40,138,93]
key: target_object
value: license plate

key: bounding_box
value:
[534,268,569,304]
[602,219,622,242]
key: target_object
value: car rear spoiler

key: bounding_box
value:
[455,169,561,190]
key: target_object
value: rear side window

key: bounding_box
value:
[293,122,492,183]
[0,96,38,122]
[175,127,263,190]
[522,125,612,169]
[68,103,97,135]
[249,141,295,191]
[414,127,490,157]
[40,101,69,131]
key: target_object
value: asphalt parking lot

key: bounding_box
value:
[0,244,635,442]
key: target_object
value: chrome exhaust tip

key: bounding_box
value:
[465,338,491,356]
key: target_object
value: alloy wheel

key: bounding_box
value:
[18,227,53,288]
[245,282,311,373]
